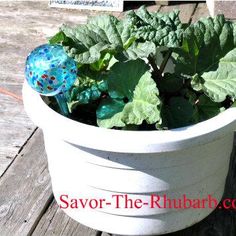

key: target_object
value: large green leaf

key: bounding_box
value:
[126,6,184,47]
[126,41,156,60]
[50,15,133,64]
[121,73,161,125]
[108,59,150,99]
[114,41,156,62]
[193,48,236,102]
[97,60,160,128]
[174,15,236,76]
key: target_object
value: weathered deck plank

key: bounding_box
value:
[0,0,91,179]
[32,200,99,236]
[191,3,210,23]
[0,130,52,236]
[0,93,35,177]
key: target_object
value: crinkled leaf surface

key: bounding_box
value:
[97,59,160,128]
[126,41,156,59]
[114,41,156,62]
[67,72,108,112]
[50,15,133,64]
[193,48,236,102]
[174,15,236,76]
[126,6,184,47]
[68,85,102,112]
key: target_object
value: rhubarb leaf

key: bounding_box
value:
[126,6,184,47]
[126,41,156,59]
[50,15,133,64]
[97,59,160,128]
[67,72,108,112]
[193,48,236,102]
[108,59,150,99]
[174,15,236,76]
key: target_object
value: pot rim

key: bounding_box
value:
[22,81,236,153]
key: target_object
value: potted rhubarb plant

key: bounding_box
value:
[23,6,236,235]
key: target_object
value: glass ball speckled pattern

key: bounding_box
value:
[25,44,77,96]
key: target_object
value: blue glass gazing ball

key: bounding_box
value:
[25,44,77,96]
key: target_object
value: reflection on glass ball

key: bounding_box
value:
[25,44,77,96]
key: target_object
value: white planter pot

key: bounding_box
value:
[22,82,236,236]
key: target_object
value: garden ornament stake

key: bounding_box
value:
[25,44,77,116]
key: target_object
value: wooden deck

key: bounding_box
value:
[0,1,236,235]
